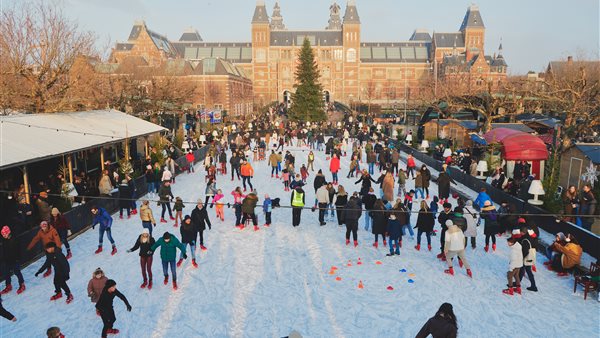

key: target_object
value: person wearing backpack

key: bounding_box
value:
[518,227,538,292]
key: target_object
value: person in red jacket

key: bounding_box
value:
[185,151,195,173]
[329,154,340,185]
[406,154,416,179]
[49,208,72,259]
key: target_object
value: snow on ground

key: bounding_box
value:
[1,141,599,337]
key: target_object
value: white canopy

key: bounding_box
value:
[0,110,166,170]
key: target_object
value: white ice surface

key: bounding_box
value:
[1,142,598,337]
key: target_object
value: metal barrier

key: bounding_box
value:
[397,142,600,260]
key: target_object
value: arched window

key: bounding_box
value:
[346,48,356,62]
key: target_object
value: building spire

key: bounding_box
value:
[498,38,503,56]
[326,1,342,30]
[343,0,360,24]
[270,1,286,30]
[251,0,269,24]
[459,4,485,31]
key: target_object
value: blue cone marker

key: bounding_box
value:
[408,279,414,283]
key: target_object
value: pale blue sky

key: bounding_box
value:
[12,0,600,73]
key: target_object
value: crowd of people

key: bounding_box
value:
[0,116,596,337]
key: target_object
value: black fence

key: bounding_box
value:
[6,144,209,273]
[397,142,600,260]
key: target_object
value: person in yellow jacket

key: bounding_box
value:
[551,233,582,274]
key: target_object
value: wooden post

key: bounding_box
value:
[67,155,74,184]
[145,138,149,158]
[23,165,30,204]
[100,147,105,171]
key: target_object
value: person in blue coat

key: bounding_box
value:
[386,214,402,256]
[91,206,117,255]
[263,194,272,227]
[474,187,492,210]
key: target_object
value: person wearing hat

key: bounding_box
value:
[127,228,156,289]
[1,226,26,295]
[49,208,72,259]
[90,206,117,255]
[444,220,472,278]
[291,185,305,227]
[463,201,478,249]
[549,233,582,275]
[436,168,455,204]
[150,232,187,290]
[96,279,132,337]
[480,201,499,252]
[436,203,453,260]
[27,220,62,277]
[178,215,199,268]
[145,164,156,196]
[191,200,211,250]
[36,191,52,222]
[416,303,457,338]
[87,267,108,303]
[35,242,73,303]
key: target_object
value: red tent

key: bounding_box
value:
[483,128,521,143]
[501,133,549,160]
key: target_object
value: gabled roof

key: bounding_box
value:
[0,110,166,170]
[360,42,430,63]
[270,30,342,46]
[252,1,269,24]
[459,5,485,31]
[343,0,360,24]
[433,33,465,48]
[409,30,432,42]
[127,21,177,56]
[179,28,203,42]
[490,55,507,67]
[189,58,250,79]
[574,143,600,164]
[491,123,534,133]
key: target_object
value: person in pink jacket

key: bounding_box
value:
[231,187,246,227]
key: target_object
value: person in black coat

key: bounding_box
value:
[118,180,132,218]
[96,279,132,338]
[370,199,388,247]
[436,169,455,201]
[437,203,453,259]
[191,200,211,250]
[355,170,376,197]
[35,242,72,303]
[416,303,458,338]
[344,195,363,246]
[0,226,25,294]
[334,186,348,226]
[361,188,377,231]
[127,229,156,289]
[415,200,435,251]
[179,215,198,268]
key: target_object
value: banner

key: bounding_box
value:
[210,110,222,123]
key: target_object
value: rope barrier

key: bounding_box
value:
[2,189,579,218]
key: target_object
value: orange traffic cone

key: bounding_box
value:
[387,286,394,291]
[358,280,364,289]
[329,270,336,275]
[357,258,363,265]
[375,261,383,265]
[347,260,352,267]
[335,276,342,281]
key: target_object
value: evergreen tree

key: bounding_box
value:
[290,38,325,122]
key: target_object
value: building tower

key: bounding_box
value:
[460,4,485,62]
[270,1,286,30]
[326,2,342,30]
[251,0,271,104]
[342,0,360,103]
